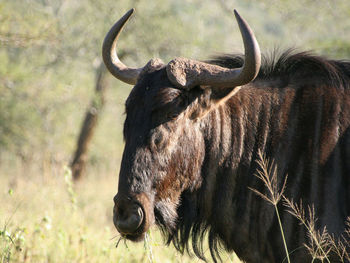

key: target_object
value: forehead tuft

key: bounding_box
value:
[125,64,178,113]
[140,58,165,76]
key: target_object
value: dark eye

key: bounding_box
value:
[150,130,164,150]
[153,132,163,146]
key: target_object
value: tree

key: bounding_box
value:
[70,63,109,180]
[0,0,348,173]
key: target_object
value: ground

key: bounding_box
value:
[0,162,240,263]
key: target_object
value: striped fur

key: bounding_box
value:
[117,50,350,262]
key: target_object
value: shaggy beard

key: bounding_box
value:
[155,192,199,251]
[154,199,179,233]
[155,190,224,262]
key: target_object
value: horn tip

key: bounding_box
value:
[127,8,135,15]
[233,9,243,22]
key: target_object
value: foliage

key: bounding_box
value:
[0,0,349,167]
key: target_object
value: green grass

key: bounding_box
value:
[3,153,349,262]
[0,163,241,263]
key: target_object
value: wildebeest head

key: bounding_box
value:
[102,8,261,241]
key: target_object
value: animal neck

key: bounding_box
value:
[194,85,283,248]
[201,85,269,174]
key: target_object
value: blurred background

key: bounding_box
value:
[0,0,349,262]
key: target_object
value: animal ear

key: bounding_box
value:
[186,85,243,120]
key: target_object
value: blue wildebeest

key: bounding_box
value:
[102,9,350,263]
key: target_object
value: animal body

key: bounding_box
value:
[103,9,350,262]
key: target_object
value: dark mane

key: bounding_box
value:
[160,49,350,262]
[208,49,350,89]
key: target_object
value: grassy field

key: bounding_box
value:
[0,162,241,263]
[1,1,349,262]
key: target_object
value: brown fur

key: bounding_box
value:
[115,50,350,262]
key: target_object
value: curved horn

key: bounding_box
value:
[102,9,142,85]
[166,10,261,89]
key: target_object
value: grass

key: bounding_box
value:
[6,149,348,262]
[248,151,290,263]
[0,161,241,263]
[251,150,350,262]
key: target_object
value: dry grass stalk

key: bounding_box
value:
[251,150,350,262]
[328,217,350,262]
[282,198,331,262]
[328,234,349,262]
[249,150,290,263]
[249,150,288,206]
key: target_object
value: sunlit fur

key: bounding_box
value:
[118,50,350,262]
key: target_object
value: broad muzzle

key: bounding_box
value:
[113,195,144,235]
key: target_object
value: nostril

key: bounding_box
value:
[114,204,144,234]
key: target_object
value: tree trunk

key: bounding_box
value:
[70,63,108,180]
